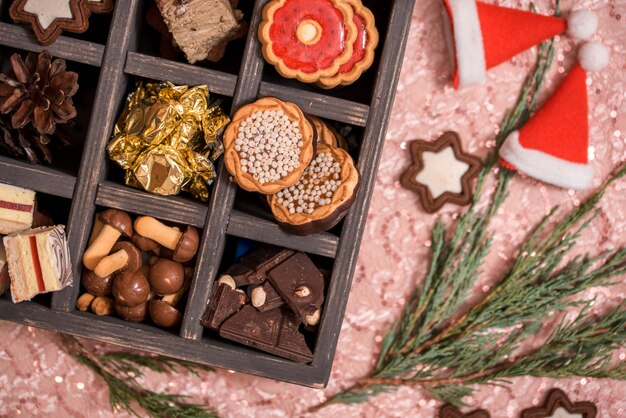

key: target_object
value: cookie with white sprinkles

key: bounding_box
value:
[224,97,316,194]
[268,143,360,235]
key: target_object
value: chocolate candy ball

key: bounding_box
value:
[112,271,150,307]
[149,300,183,328]
[115,302,148,322]
[149,258,185,295]
[82,270,114,296]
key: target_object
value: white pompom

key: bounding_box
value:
[578,42,609,72]
[567,10,598,40]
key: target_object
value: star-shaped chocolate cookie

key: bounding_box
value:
[521,389,597,418]
[439,404,490,418]
[87,0,114,14]
[10,0,91,45]
[401,131,481,213]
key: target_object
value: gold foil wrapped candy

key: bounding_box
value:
[107,82,230,201]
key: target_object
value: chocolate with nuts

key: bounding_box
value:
[268,252,324,324]
[250,281,285,312]
[219,306,313,363]
[221,246,294,286]
[201,279,247,330]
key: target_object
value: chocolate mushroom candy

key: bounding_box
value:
[82,270,114,296]
[112,270,151,307]
[131,231,160,252]
[149,258,185,295]
[116,302,148,322]
[149,267,193,328]
[93,241,142,278]
[134,216,199,262]
[82,210,133,270]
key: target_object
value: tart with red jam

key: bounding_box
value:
[318,0,379,89]
[259,0,358,84]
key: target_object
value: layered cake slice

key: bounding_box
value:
[0,239,8,296]
[0,183,35,234]
[3,225,73,303]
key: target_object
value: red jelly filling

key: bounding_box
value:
[270,0,348,74]
[338,9,367,74]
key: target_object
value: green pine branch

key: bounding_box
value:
[61,335,219,418]
[310,1,626,410]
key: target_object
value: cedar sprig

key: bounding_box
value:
[62,335,219,418]
[310,0,626,410]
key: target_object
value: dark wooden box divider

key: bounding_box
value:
[50,0,143,311]
[125,52,238,97]
[0,155,76,198]
[0,22,104,66]
[258,81,371,127]
[95,182,208,228]
[0,0,416,387]
[227,209,339,258]
[179,0,269,341]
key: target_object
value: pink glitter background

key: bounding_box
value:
[1,0,625,416]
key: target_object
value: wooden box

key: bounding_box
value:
[0,0,415,387]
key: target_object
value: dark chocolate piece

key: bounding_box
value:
[401,131,482,214]
[201,283,246,329]
[250,281,285,312]
[219,306,313,363]
[521,389,597,418]
[223,262,255,287]
[439,405,490,418]
[234,246,295,286]
[268,252,324,323]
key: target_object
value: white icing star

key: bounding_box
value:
[415,146,470,199]
[548,407,583,418]
[24,0,73,30]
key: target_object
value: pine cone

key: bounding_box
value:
[0,51,78,135]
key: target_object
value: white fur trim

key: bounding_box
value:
[500,131,594,190]
[578,42,609,72]
[444,0,486,87]
[567,10,598,40]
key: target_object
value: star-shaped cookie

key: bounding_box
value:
[401,131,481,213]
[439,404,490,418]
[87,0,114,14]
[521,389,597,418]
[10,0,91,45]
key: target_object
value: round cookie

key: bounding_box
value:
[268,143,360,235]
[318,0,379,89]
[309,115,349,150]
[224,97,316,194]
[258,0,358,84]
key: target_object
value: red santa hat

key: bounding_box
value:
[499,42,610,190]
[442,0,598,88]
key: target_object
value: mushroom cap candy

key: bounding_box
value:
[131,231,160,252]
[99,209,133,237]
[149,258,185,295]
[116,302,148,322]
[112,271,151,307]
[112,241,143,272]
[149,300,183,328]
[173,226,199,263]
[82,270,114,296]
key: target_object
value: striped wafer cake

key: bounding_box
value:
[3,225,73,303]
[0,183,35,235]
